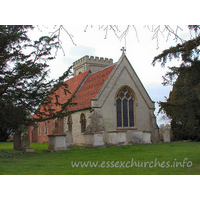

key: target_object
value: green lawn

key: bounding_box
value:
[0,141,200,175]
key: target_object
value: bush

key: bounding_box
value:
[0,149,23,158]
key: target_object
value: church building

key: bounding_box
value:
[28,50,159,147]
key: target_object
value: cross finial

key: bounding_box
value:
[121,47,126,55]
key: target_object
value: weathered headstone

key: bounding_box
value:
[117,132,127,144]
[48,134,67,151]
[65,131,74,147]
[85,111,105,147]
[84,134,94,148]
[142,132,151,144]
[21,134,34,152]
[132,131,143,144]
[107,132,118,145]
[47,118,67,151]
[21,134,30,148]
[163,129,170,143]
[14,132,21,150]
[93,132,105,147]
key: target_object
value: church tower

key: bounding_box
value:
[73,55,113,76]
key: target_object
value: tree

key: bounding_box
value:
[52,25,185,50]
[0,25,73,141]
[152,25,200,141]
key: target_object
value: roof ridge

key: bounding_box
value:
[90,63,117,75]
[71,70,91,98]
[64,69,90,84]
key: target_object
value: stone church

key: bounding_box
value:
[28,50,159,147]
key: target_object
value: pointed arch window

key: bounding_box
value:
[116,87,135,127]
[68,115,72,132]
[80,113,86,133]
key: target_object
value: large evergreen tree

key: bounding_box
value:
[0,25,73,141]
[153,25,200,141]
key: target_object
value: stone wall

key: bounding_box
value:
[92,57,156,136]
[64,109,91,145]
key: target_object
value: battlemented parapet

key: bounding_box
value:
[73,55,113,76]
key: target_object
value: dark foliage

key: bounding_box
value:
[154,25,200,141]
[0,25,73,141]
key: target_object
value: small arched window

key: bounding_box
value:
[80,113,86,133]
[116,87,135,127]
[68,115,72,132]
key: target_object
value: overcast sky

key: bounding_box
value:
[28,25,192,125]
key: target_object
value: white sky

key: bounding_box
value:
[28,25,191,125]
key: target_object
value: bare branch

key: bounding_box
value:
[84,25,140,48]
[164,25,185,43]
[61,25,76,46]
[132,25,140,42]
[48,25,76,56]
[145,25,185,49]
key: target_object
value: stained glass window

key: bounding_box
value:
[116,87,135,127]
[117,98,122,127]
[129,99,134,127]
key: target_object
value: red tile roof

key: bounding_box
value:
[34,64,115,118]
[69,65,115,111]
[34,70,90,118]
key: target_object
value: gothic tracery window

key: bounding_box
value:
[116,87,135,127]
[80,113,86,133]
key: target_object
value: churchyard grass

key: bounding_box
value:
[0,141,200,175]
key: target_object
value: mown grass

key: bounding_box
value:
[0,141,200,175]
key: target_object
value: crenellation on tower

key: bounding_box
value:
[73,55,113,76]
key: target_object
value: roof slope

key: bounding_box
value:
[68,65,115,111]
[34,64,115,118]
[34,70,90,118]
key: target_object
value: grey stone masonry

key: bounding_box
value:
[84,111,106,147]
[73,55,113,76]
[48,134,67,151]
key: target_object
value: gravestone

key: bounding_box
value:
[85,111,105,148]
[93,132,105,147]
[84,134,94,148]
[21,134,34,152]
[163,129,170,143]
[117,132,127,144]
[142,132,151,144]
[48,118,67,151]
[107,131,127,146]
[48,134,67,151]
[14,132,21,150]
[65,131,74,147]
[107,132,118,145]
[21,134,30,148]
[132,131,143,144]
